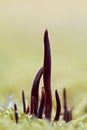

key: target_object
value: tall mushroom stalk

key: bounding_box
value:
[43,30,52,120]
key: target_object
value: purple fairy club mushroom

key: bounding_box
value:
[43,30,52,120]
[14,103,19,124]
[30,67,43,115]
[22,90,26,114]
[63,88,72,122]
[37,87,46,119]
[54,89,61,121]
[13,30,73,124]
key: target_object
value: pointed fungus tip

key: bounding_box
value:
[44,30,48,41]
[55,89,57,96]
[63,88,66,94]
[44,29,48,35]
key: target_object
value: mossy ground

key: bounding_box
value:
[0,107,87,130]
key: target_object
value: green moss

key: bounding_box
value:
[0,105,87,130]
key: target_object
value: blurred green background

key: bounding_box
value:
[0,0,87,115]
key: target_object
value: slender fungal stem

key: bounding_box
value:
[37,87,46,119]
[26,105,29,114]
[33,97,37,116]
[22,90,26,114]
[70,109,72,121]
[63,88,68,121]
[30,67,43,114]
[54,90,61,122]
[31,96,34,115]
[43,30,52,120]
[31,96,37,116]
[66,109,72,122]
[63,88,72,123]
[14,103,19,124]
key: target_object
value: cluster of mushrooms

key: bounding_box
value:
[14,30,72,124]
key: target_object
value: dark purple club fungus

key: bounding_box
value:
[26,105,29,114]
[63,88,67,121]
[33,96,38,116]
[12,30,73,124]
[14,103,19,124]
[63,88,72,122]
[43,30,52,120]
[22,90,26,114]
[30,67,43,115]
[31,96,38,116]
[37,87,46,119]
[30,96,35,115]
[66,109,72,123]
[54,90,61,121]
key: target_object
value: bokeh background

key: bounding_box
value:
[0,0,87,115]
